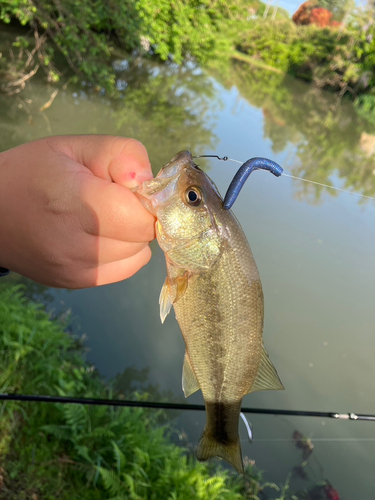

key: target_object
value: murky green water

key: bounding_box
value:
[1,54,375,497]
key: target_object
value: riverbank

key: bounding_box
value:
[235,17,375,98]
[1,1,375,101]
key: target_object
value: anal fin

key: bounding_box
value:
[182,352,200,398]
[248,345,284,394]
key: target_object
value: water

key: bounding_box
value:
[1,54,375,498]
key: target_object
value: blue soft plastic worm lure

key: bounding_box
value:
[223,157,283,210]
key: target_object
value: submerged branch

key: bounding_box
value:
[39,89,59,112]
[3,64,39,95]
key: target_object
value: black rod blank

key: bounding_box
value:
[0,393,374,421]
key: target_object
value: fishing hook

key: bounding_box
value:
[193,155,229,161]
[223,157,283,210]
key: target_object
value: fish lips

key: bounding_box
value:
[158,150,194,178]
[135,150,197,214]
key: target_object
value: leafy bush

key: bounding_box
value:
[0,0,244,94]
[236,18,375,94]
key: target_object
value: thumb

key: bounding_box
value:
[57,135,154,188]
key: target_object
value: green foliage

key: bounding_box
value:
[0,283,272,499]
[0,0,245,93]
[236,17,375,95]
[0,0,34,25]
[135,0,230,64]
[355,95,375,126]
[0,0,374,99]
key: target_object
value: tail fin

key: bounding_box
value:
[196,431,244,474]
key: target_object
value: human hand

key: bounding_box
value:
[0,135,156,288]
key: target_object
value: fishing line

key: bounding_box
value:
[226,158,242,165]
[281,173,375,202]
[194,154,375,204]
[1,393,375,421]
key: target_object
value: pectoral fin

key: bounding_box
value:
[182,352,200,398]
[159,272,191,324]
[248,346,284,393]
[159,278,173,324]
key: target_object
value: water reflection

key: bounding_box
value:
[2,56,374,205]
[216,61,375,203]
[113,365,178,404]
[0,58,219,170]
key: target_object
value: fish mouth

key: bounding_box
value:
[158,150,194,179]
[135,150,194,213]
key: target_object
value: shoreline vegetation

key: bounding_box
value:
[0,283,264,499]
[0,282,340,499]
[0,0,375,105]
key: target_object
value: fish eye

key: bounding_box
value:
[185,186,202,206]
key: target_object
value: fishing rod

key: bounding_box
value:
[1,393,374,421]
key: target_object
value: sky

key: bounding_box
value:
[266,0,368,16]
[271,0,301,15]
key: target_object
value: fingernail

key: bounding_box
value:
[136,170,154,182]
[123,170,154,189]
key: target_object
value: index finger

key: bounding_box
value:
[53,135,154,188]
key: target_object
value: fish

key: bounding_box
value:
[136,150,284,473]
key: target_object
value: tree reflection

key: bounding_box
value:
[113,365,178,403]
[2,53,374,204]
[113,365,183,424]
[110,59,219,170]
[0,57,219,172]
[219,60,375,203]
